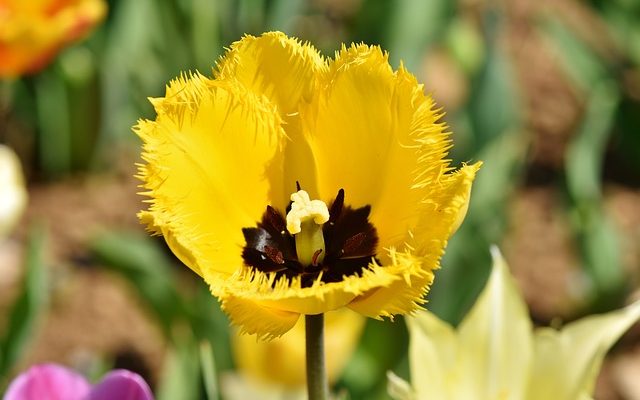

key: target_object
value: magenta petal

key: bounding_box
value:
[3,363,91,400]
[87,370,153,400]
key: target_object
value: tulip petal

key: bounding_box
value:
[136,74,285,278]
[303,44,453,256]
[213,260,401,338]
[391,248,639,400]
[347,250,433,317]
[456,247,533,400]
[221,295,301,339]
[216,32,327,206]
[88,370,153,400]
[409,162,482,254]
[347,164,479,318]
[405,311,458,399]
[527,300,640,400]
[232,309,364,385]
[216,31,325,116]
[4,364,90,400]
[387,371,414,400]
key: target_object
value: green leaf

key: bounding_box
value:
[91,230,236,372]
[190,0,222,72]
[0,226,47,380]
[539,15,609,92]
[187,285,234,372]
[90,231,186,338]
[565,81,625,303]
[200,341,219,400]
[386,0,455,70]
[467,22,521,149]
[340,319,408,398]
[430,131,526,324]
[156,337,201,400]
[35,68,71,177]
[266,0,307,33]
[446,18,485,75]
[58,46,101,171]
[566,81,619,202]
[236,0,267,35]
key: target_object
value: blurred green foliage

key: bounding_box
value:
[2,0,640,398]
[91,231,232,400]
[0,228,47,391]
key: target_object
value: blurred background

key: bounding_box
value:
[1,0,640,398]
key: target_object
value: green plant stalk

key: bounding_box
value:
[200,341,218,400]
[305,313,328,400]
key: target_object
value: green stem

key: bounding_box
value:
[305,313,328,400]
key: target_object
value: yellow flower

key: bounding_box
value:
[0,145,27,238]
[388,247,640,400]
[0,0,107,77]
[232,309,365,387]
[223,309,365,399]
[135,31,481,338]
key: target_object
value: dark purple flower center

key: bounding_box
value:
[242,189,379,287]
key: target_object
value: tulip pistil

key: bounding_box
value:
[286,190,329,267]
[241,188,379,287]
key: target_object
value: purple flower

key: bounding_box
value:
[3,363,154,400]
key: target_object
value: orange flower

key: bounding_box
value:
[0,0,106,77]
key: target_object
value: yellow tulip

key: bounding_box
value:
[0,0,106,77]
[224,309,365,399]
[388,247,640,400]
[135,31,481,338]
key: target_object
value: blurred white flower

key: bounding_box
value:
[0,144,27,238]
[388,246,640,400]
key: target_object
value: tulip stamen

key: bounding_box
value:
[241,189,379,287]
[311,249,323,267]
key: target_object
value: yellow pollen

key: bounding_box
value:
[286,190,329,235]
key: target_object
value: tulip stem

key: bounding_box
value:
[305,313,328,400]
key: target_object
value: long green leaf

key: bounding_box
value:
[339,319,408,399]
[430,131,527,324]
[565,81,625,306]
[386,0,455,70]
[467,11,521,150]
[200,341,219,400]
[266,0,307,33]
[566,81,619,202]
[156,337,201,400]
[90,231,185,338]
[0,226,47,382]
[539,15,609,92]
[35,68,71,177]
